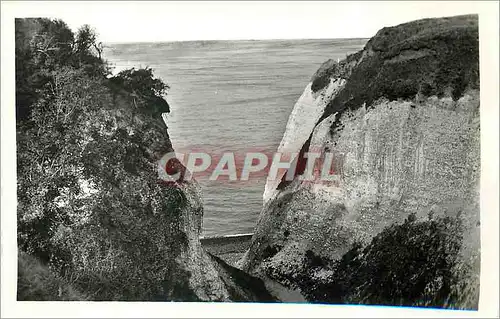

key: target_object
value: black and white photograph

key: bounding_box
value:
[1,1,499,318]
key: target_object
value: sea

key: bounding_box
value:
[103,39,367,236]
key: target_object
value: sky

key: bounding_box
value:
[3,1,486,43]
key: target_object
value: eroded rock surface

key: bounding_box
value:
[15,18,274,299]
[242,14,480,308]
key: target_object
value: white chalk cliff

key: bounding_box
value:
[242,14,481,308]
[264,79,346,202]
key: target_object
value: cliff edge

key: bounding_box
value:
[242,14,480,308]
[15,18,274,302]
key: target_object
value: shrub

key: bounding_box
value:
[297,213,472,308]
[17,251,86,300]
[16,18,179,300]
[109,67,170,115]
[15,18,110,123]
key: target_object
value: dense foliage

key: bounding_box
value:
[310,15,479,131]
[17,251,86,300]
[295,213,474,308]
[15,18,191,300]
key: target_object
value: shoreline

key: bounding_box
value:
[200,233,254,267]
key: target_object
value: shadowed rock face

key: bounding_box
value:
[18,108,274,302]
[15,53,273,304]
[17,97,275,301]
[15,18,274,302]
[242,14,480,308]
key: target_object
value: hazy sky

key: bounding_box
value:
[4,1,485,43]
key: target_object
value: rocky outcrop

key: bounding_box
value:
[147,168,275,301]
[110,103,276,301]
[18,99,275,301]
[15,17,274,300]
[18,111,274,301]
[241,15,480,308]
[16,15,481,305]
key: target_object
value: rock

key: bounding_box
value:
[19,106,275,301]
[151,177,276,302]
[208,253,277,302]
[242,14,480,309]
[15,17,275,302]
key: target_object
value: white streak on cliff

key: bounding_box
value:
[263,78,346,203]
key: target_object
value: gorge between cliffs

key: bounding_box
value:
[16,14,480,309]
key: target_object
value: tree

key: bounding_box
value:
[109,67,170,115]
[15,19,109,123]
[73,24,108,75]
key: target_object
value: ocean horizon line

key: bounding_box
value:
[103,37,371,46]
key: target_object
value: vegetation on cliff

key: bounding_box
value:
[16,18,277,302]
[260,212,476,309]
[281,15,479,192]
[15,18,196,300]
[17,251,86,300]
[311,14,479,127]
[297,213,476,309]
[16,15,480,305]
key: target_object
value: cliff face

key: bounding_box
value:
[241,15,480,308]
[18,94,275,302]
[16,15,481,305]
[15,18,274,302]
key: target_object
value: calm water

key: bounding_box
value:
[103,39,367,236]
